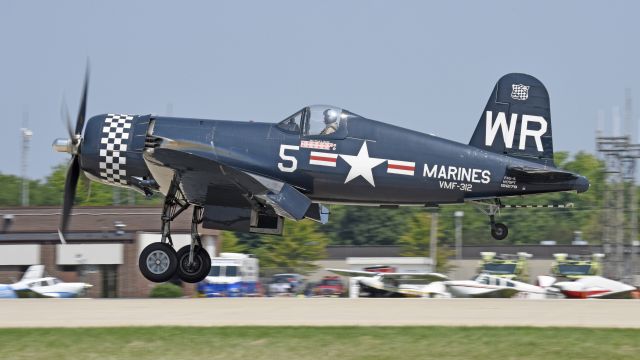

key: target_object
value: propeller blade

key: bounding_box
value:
[74,63,89,136]
[60,155,80,234]
[61,99,74,140]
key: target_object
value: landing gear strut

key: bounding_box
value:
[138,178,210,283]
[175,206,211,283]
[473,200,509,241]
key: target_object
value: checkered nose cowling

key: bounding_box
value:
[99,114,134,185]
[80,113,154,189]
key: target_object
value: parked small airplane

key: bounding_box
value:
[327,268,448,297]
[551,276,636,299]
[53,67,590,284]
[444,274,548,299]
[0,265,92,298]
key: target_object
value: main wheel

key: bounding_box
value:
[139,242,178,283]
[176,245,211,283]
[491,223,509,240]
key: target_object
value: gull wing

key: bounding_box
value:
[146,146,313,221]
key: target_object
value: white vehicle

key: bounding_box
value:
[552,276,636,299]
[327,268,448,297]
[444,274,548,299]
[0,265,92,298]
[197,253,259,297]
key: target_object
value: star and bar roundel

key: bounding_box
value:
[309,141,415,187]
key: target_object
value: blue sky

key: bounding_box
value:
[1,1,638,179]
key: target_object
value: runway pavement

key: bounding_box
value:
[1,298,639,328]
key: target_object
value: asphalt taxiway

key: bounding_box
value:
[1,298,639,328]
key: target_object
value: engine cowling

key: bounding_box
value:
[80,113,155,194]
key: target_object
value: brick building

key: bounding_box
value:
[0,206,219,297]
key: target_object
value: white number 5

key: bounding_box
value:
[278,145,299,172]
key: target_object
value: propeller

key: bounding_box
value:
[53,64,89,237]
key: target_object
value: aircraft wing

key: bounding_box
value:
[12,287,52,298]
[471,287,520,298]
[378,272,449,282]
[145,144,314,221]
[587,288,636,299]
[326,269,379,278]
[327,268,448,282]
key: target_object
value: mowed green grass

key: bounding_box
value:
[0,326,638,360]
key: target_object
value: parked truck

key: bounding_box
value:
[197,253,259,297]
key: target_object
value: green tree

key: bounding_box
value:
[35,163,162,206]
[219,231,248,253]
[320,205,417,245]
[0,173,24,206]
[254,220,328,274]
[397,210,453,273]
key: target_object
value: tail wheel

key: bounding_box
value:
[176,245,211,283]
[491,223,509,240]
[139,242,178,283]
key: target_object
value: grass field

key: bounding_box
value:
[0,326,638,360]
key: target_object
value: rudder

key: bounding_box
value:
[469,73,554,166]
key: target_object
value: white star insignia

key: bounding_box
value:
[339,142,386,187]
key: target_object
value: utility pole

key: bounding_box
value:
[20,110,32,207]
[429,209,439,271]
[454,211,464,260]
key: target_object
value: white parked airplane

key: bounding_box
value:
[0,265,92,298]
[444,274,549,299]
[552,276,636,299]
[327,268,448,297]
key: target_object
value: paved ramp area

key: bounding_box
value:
[1,298,639,328]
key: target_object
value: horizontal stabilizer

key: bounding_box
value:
[506,165,577,182]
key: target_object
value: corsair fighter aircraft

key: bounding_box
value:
[53,71,589,283]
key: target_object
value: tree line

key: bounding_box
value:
[0,151,606,273]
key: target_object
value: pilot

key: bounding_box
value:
[320,109,339,135]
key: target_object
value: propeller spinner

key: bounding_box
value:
[52,66,89,235]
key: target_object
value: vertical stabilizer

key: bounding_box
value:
[469,73,554,166]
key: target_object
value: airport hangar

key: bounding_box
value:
[0,206,608,298]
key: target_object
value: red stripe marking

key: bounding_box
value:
[310,155,337,162]
[388,164,415,171]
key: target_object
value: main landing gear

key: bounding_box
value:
[473,200,509,241]
[138,180,210,283]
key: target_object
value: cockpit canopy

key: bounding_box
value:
[277,105,354,137]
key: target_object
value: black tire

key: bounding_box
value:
[176,245,211,283]
[491,223,509,240]
[139,242,178,283]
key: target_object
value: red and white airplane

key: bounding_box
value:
[551,276,636,299]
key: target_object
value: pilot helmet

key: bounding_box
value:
[323,109,339,124]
